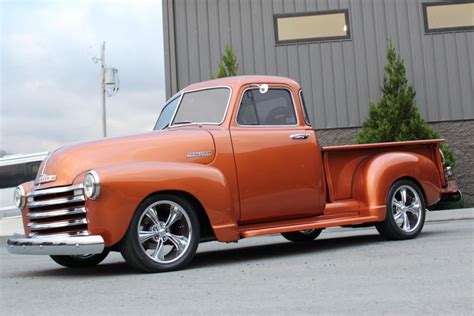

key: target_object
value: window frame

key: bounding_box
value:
[422,1,474,34]
[299,90,312,127]
[235,87,300,127]
[168,86,233,128]
[273,9,351,45]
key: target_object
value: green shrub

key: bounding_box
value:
[211,46,238,79]
[356,40,455,168]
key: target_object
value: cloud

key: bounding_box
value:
[1,0,166,154]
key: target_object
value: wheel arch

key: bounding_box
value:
[140,190,216,242]
[353,151,441,220]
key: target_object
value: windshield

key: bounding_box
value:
[171,87,230,125]
[154,95,180,130]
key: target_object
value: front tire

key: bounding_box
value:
[281,229,323,242]
[50,251,109,268]
[376,179,426,240]
[120,194,200,273]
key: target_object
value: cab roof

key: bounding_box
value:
[182,75,300,92]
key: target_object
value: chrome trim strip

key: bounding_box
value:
[28,230,90,238]
[7,235,104,255]
[28,207,87,219]
[28,218,88,231]
[27,195,85,208]
[27,184,84,197]
[168,85,233,128]
[34,174,57,185]
[35,149,57,190]
[186,151,213,158]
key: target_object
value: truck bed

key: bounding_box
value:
[321,139,445,202]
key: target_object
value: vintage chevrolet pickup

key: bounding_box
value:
[8,76,459,272]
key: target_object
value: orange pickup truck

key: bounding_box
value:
[8,76,459,272]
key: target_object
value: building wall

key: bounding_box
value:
[163,0,474,129]
[162,0,474,206]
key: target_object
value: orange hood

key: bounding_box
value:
[35,128,216,189]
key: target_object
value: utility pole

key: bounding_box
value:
[94,41,119,138]
[100,41,107,138]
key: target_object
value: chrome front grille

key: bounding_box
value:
[26,184,89,237]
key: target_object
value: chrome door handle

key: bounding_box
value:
[289,133,310,140]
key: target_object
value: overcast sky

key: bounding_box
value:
[1,0,165,155]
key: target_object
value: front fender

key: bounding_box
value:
[353,152,441,220]
[75,162,239,247]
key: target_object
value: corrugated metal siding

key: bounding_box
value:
[163,0,474,128]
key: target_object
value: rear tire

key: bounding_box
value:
[281,229,323,242]
[120,194,200,273]
[376,179,426,240]
[50,251,109,268]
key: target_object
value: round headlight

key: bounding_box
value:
[83,170,100,200]
[14,185,26,209]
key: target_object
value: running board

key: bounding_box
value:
[239,213,380,238]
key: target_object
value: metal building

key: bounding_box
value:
[162,0,474,206]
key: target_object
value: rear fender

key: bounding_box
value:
[76,162,239,247]
[353,152,441,220]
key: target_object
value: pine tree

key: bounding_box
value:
[356,40,455,167]
[211,46,239,79]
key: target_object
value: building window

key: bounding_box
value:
[422,1,474,33]
[274,10,350,44]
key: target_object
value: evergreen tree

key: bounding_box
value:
[211,46,238,78]
[356,40,455,167]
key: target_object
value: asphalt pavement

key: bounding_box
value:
[0,214,472,315]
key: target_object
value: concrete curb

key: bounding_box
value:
[0,208,472,237]
[426,208,474,222]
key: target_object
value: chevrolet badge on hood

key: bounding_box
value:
[34,174,57,185]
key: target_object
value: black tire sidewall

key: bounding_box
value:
[50,251,109,268]
[281,229,323,242]
[121,194,200,272]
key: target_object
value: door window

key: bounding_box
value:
[237,88,297,126]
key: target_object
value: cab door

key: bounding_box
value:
[230,86,325,224]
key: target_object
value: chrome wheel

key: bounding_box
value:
[391,185,422,233]
[137,200,192,264]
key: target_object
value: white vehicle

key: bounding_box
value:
[0,153,48,218]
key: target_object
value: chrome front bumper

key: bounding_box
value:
[6,235,105,255]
